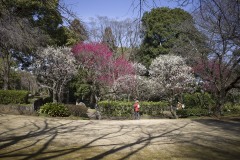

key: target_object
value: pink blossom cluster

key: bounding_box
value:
[193,59,230,92]
[72,42,135,86]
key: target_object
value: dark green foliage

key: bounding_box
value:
[69,69,92,103]
[98,101,169,118]
[177,108,209,117]
[230,107,240,114]
[102,27,116,52]
[138,7,194,67]
[66,19,88,46]
[138,7,205,67]
[0,90,28,104]
[43,97,52,104]
[98,101,133,118]
[223,103,240,114]
[138,101,169,115]
[66,104,88,117]
[183,92,214,109]
[39,103,70,117]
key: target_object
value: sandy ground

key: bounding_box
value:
[0,114,240,160]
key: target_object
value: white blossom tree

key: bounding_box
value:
[133,63,148,76]
[149,55,195,108]
[112,75,137,100]
[33,46,77,103]
[112,63,157,101]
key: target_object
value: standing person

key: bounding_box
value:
[133,100,140,120]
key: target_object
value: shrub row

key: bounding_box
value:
[176,108,209,117]
[98,101,169,118]
[38,103,88,117]
[0,90,29,104]
[182,92,214,109]
[223,103,240,114]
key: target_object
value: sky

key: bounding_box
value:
[61,0,190,22]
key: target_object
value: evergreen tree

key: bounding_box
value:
[138,7,204,67]
[102,27,117,52]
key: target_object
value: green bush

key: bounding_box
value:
[177,108,209,117]
[98,101,132,118]
[39,103,70,117]
[43,97,52,103]
[0,90,29,104]
[183,92,214,109]
[224,103,240,114]
[66,104,88,117]
[230,107,240,114]
[98,101,169,118]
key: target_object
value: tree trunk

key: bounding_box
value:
[169,96,178,119]
[52,89,57,103]
[58,84,63,103]
[58,77,67,103]
[52,82,58,103]
[3,66,9,90]
[214,91,226,117]
[2,52,10,90]
[128,94,131,102]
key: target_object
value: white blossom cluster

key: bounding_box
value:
[33,46,77,102]
[112,75,136,94]
[111,55,195,100]
[149,55,195,96]
[133,63,148,76]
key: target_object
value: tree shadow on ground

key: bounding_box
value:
[0,115,240,160]
[193,118,240,134]
[0,115,191,160]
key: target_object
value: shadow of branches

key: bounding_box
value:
[0,114,240,160]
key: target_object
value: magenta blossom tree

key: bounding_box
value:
[193,58,234,114]
[72,42,135,103]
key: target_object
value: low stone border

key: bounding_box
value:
[0,104,37,115]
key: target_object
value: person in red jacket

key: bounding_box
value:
[133,100,140,120]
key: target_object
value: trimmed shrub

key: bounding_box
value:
[98,101,170,119]
[224,103,240,114]
[98,101,133,118]
[39,103,70,117]
[183,92,214,109]
[0,90,29,104]
[177,108,209,117]
[66,104,88,117]
[230,107,240,114]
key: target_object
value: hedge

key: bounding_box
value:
[183,92,214,109]
[98,101,169,118]
[176,108,209,117]
[0,90,29,104]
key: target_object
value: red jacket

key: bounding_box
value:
[133,103,140,112]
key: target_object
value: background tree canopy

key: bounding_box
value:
[0,0,87,90]
[137,7,202,67]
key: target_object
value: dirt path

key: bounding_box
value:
[0,114,240,160]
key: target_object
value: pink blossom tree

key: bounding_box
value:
[72,42,135,103]
[193,58,234,114]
